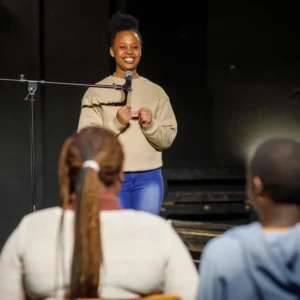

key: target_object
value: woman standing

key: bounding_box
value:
[78,12,177,215]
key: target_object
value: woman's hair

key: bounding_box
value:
[108,11,142,46]
[58,126,124,298]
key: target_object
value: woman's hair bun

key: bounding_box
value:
[108,12,139,35]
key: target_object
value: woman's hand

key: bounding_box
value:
[116,104,132,126]
[138,107,152,126]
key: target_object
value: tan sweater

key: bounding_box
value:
[78,76,177,172]
[0,207,199,300]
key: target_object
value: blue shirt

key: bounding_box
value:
[197,222,300,300]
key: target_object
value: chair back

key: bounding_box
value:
[139,295,181,300]
[69,295,181,300]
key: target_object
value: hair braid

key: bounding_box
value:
[58,127,124,299]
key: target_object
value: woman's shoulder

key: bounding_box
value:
[96,75,123,85]
[84,76,119,94]
[102,209,172,230]
[139,77,163,90]
[14,207,63,233]
[21,207,63,221]
[137,77,169,99]
[82,76,124,103]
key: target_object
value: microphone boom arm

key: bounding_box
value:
[0,74,127,99]
[0,74,128,212]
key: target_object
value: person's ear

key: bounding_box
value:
[253,176,263,196]
[110,47,115,58]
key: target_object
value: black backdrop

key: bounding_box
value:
[1,0,300,245]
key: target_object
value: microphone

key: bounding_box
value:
[124,71,133,92]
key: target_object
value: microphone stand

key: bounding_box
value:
[0,74,128,212]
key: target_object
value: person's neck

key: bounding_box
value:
[113,69,139,79]
[65,191,121,211]
[261,204,300,229]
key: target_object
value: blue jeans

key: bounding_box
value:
[118,168,164,215]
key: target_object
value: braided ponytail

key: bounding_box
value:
[58,127,124,299]
[69,166,102,298]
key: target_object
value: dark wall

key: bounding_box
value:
[1,0,300,245]
[0,0,112,245]
[126,0,300,168]
[0,0,43,245]
[207,1,300,167]
[41,0,111,208]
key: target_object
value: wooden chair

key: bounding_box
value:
[72,295,181,300]
[139,295,181,300]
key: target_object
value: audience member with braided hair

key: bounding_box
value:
[0,126,197,300]
[78,12,177,215]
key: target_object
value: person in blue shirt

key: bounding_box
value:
[197,137,300,300]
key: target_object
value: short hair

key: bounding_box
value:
[108,12,142,46]
[249,137,300,204]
